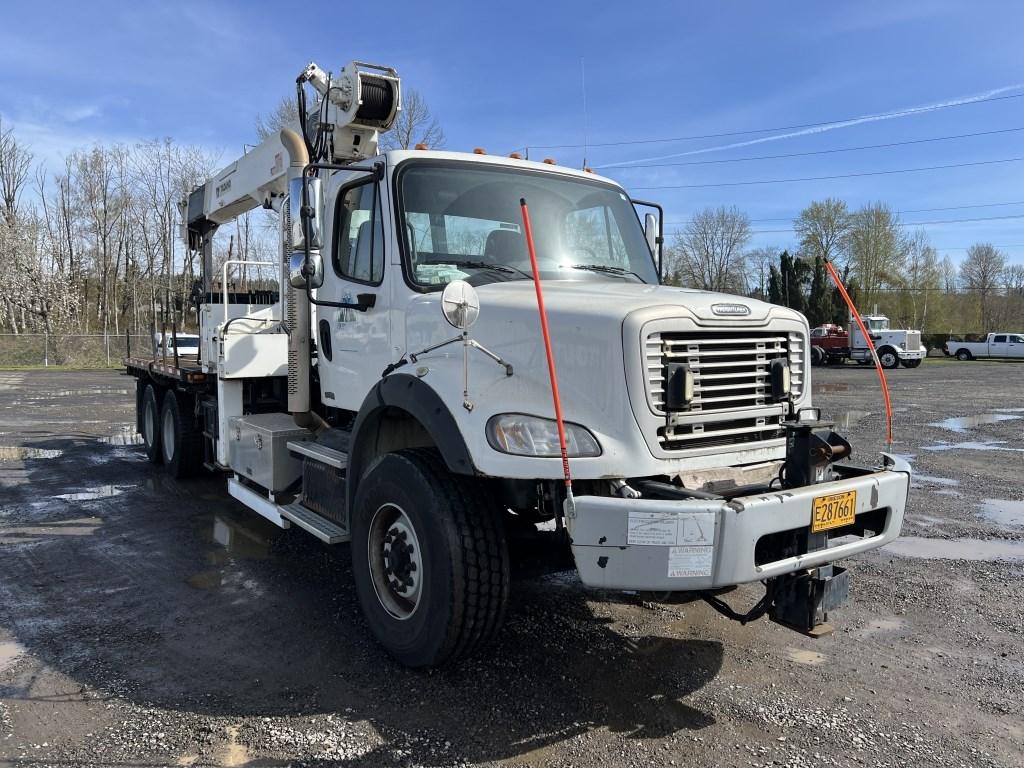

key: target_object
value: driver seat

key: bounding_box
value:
[483,229,524,262]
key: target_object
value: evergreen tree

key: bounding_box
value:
[767,264,783,305]
[807,257,832,326]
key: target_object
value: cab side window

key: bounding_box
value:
[994,335,1007,343]
[333,181,384,284]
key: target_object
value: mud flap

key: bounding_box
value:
[769,565,850,636]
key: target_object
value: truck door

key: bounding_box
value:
[990,334,1008,357]
[1008,335,1024,358]
[318,175,391,410]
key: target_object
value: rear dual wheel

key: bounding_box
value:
[139,382,201,477]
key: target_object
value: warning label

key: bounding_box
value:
[626,511,715,547]
[668,545,714,578]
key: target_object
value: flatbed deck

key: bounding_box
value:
[125,355,208,384]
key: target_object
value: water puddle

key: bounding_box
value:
[812,382,850,394]
[23,388,132,398]
[0,639,26,673]
[929,413,1021,433]
[53,485,132,501]
[0,517,102,543]
[99,425,143,446]
[934,489,961,497]
[835,410,871,429]
[978,499,1024,529]
[885,536,1024,561]
[0,446,63,461]
[208,515,272,559]
[925,441,1024,453]
[912,474,960,488]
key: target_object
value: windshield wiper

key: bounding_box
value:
[420,259,532,280]
[570,263,645,282]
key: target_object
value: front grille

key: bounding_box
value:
[646,330,805,451]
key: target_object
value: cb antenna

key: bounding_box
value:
[580,57,589,170]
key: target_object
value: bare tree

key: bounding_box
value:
[847,203,907,305]
[0,117,33,225]
[745,246,778,299]
[667,206,751,292]
[794,198,851,266]
[255,96,299,142]
[960,243,1006,331]
[381,89,445,151]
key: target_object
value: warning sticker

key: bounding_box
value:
[626,512,679,546]
[668,545,714,578]
[626,511,715,547]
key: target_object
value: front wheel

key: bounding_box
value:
[351,449,510,668]
[901,358,922,368]
[878,347,900,369]
[955,349,972,361]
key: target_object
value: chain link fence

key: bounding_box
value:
[0,334,155,368]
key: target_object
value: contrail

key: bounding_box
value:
[599,85,1024,169]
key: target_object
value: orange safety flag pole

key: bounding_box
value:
[519,198,574,500]
[824,260,894,446]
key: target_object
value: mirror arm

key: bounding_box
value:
[632,198,665,282]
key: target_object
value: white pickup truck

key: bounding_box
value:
[946,332,1024,361]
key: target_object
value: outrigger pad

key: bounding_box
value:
[770,564,850,636]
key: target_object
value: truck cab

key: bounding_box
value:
[126,59,912,667]
[849,315,925,369]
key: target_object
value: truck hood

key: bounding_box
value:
[404,279,790,353]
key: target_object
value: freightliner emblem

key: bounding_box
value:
[711,303,751,316]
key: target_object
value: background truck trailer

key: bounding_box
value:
[126,57,911,667]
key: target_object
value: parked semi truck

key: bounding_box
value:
[945,332,1024,360]
[810,316,924,368]
[126,58,911,667]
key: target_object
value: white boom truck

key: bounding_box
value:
[851,316,925,369]
[126,59,911,667]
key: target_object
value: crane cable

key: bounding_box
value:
[519,198,575,511]
[824,261,894,446]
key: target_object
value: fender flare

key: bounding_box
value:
[347,374,476,510]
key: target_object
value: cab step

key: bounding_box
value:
[287,440,347,469]
[279,502,350,544]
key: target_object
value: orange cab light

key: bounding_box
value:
[473,147,487,154]
[542,158,556,165]
[508,152,522,159]
[414,143,429,150]
[584,167,594,173]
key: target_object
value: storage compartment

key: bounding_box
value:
[229,413,310,492]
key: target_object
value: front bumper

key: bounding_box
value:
[568,455,910,591]
[898,347,926,360]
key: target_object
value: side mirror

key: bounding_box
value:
[288,251,324,289]
[289,176,323,251]
[644,212,658,255]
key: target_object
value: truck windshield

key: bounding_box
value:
[866,318,889,331]
[396,161,659,289]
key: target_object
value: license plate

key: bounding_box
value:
[811,490,857,532]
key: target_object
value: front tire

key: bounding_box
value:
[878,347,900,369]
[955,349,972,361]
[351,449,510,668]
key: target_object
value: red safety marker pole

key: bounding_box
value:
[519,198,574,505]
[824,260,894,447]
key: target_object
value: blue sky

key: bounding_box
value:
[1,0,1022,266]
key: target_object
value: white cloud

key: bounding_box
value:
[599,84,1024,169]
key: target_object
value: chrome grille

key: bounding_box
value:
[646,330,806,451]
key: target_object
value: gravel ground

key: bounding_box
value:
[0,363,1021,767]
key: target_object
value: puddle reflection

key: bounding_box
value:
[929,413,1021,433]
[977,499,1024,529]
[0,446,63,461]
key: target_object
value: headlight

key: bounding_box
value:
[486,414,602,457]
